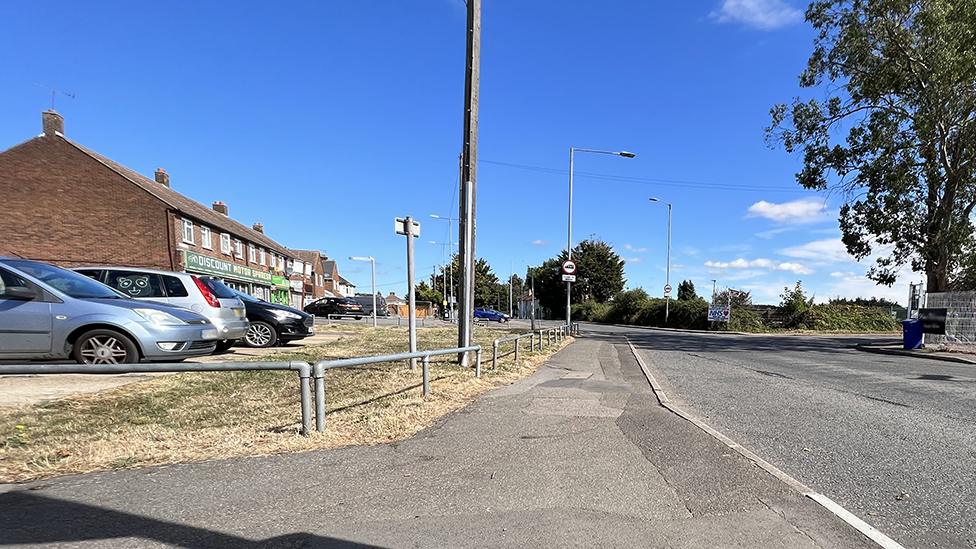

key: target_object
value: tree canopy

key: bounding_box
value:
[767,0,976,292]
[529,238,626,315]
[677,280,698,301]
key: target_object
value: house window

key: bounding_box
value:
[248,244,256,263]
[181,219,194,244]
[220,233,232,254]
[200,226,212,249]
[234,240,244,259]
[259,248,266,266]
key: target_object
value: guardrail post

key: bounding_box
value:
[475,348,482,378]
[422,354,431,397]
[297,363,312,436]
[515,336,521,364]
[314,367,326,433]
[492,340,498,369]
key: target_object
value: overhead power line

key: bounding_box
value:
[480,159,809,194]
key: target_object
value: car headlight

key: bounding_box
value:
[133,308,187,326]
[271,310,303,321]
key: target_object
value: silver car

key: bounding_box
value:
[0,258,219,363]
[74,267,249,353]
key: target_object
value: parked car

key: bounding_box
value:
[0,258,219,364]
[350,294,388,317]
[474,307,510,323]
[74,267,249,353]
[304,297,365,319]
[226,287,315,348]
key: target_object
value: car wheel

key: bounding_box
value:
[73,329,139,365]
[244,321,278,348]
[213,340,236,354]
[354,316,362,320]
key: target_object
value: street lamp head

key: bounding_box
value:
[349,256,373,262]
[618,151,637,158]
[649,197,659,202]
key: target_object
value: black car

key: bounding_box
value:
[230,289,315,348]
[351,294,388,317]
[304,297,365,319]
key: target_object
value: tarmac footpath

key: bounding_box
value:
[0,336,875,548]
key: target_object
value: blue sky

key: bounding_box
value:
[0,0,915,304]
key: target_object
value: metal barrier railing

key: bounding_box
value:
[311,345,482,432]
[491,323,580,369]
[0,361,313,435]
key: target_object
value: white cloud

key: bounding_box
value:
[780,238,852,262]
[624,257,641,264]
[624,243,648,253]
[747,198,827,223]
[711,0,803,30]
[705,257,813,275]
[755,227,795,240]
[531,239,548,246]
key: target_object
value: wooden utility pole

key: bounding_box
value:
[458,0,480,363]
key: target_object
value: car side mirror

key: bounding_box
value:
[3,286,38,301]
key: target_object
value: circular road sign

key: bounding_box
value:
[664,284,672,293]
[561,260,577,275]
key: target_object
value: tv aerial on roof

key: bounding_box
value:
[33,82,75,110]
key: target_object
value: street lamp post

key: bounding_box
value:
[430,214,459,322]
[649,198,672,325]
[349,256,376,328]
[567,147,636,326]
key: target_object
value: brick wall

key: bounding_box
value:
[0,136,174,269]
[170,212,283,279]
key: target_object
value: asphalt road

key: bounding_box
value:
[587,323,976,549]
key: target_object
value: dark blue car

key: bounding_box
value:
[474,307,510,323]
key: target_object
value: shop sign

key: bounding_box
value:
[184,250,273,285]
[271,275,291,290]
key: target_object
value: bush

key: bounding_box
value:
[604,289,650,324]
[725,306,766,332]
[806,304,899,332]
[572,301,611,322]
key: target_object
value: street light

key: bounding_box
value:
[649,197,672,325]
[567,147,636,326]
[430,213,459,322]
[349,256,376,327]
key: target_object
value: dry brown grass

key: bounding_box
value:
[0,325,571,482]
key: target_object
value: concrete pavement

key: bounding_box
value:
[602,323,976,549]
[0,333,872,548]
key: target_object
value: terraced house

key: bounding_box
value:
[0,110,296,304]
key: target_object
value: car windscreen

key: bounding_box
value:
[6,260,123,299]
[198,277,239,299]
[231,288,262,303]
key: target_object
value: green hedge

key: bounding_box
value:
[571,297,898,333]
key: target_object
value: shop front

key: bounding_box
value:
[271,275,291,305]
[183,250,280,302]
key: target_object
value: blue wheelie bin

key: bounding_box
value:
[902,318,923,350]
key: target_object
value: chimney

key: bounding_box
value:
[154,168,170,187]
[42,110,64,136]
[212,201,229,216]
[252,222,264,233]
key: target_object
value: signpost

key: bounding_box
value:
[707,306,730,322]
[561,260,577,275]
[664,283,672,298]
[396,217,420,368]
[918,308,947,335]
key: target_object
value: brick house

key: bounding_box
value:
[321,259,356,297]
[288,249,335,307]
[0,110,295,303]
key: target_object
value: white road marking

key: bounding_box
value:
[626,338,906,549]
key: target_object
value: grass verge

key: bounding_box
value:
[0,325,570,482]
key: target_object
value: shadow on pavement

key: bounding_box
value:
[0,491,382,548]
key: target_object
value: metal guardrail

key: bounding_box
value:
[490,323,580,369]
[311,345,481,432]
[0,361,314,435]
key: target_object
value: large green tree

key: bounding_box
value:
[767,0,976,292]
[530,238,626,314]
[438,254,500,308]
